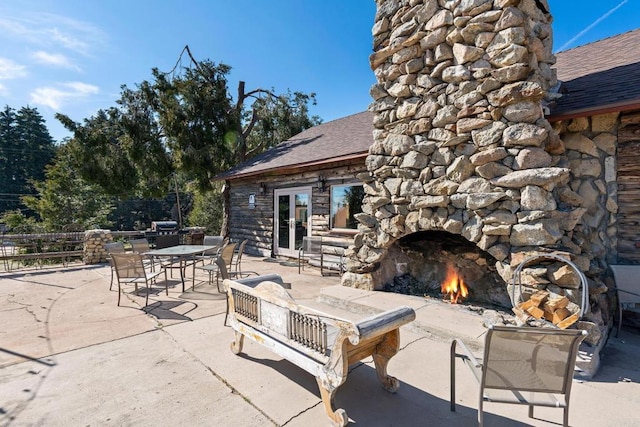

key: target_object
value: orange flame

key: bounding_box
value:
[441,264,468,304]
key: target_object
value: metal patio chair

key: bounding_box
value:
[609,265,640,337]
[195,235,225,266]
[450,325,587,427]
[230,239,248,279]
[105,241,127,291]
[110,252,168,308]
[197,242,237,289]
[298,236,323,274]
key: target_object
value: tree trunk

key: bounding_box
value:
[221,180,231,238]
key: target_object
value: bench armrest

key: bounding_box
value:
[355,306,416,342]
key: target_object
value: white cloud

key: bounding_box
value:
[0,83,7,96]
[0,12,107,57]
[0,57,27,79]
[30,81,99,110]
[31,50,81,71]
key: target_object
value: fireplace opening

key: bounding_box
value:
[382,231,511,310]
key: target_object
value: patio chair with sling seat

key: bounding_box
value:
[197,242,236,289]
[195,235,225,266]
[230,239,248,279]
[105,241,126,291]
[609,264,640,337]
[450,325,587,427]
[110,252,168,308]
[298,236,323,274]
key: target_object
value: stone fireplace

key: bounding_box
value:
[342,0,615,355]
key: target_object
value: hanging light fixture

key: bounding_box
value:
[317,175,326,192]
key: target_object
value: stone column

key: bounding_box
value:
[345,0,568,288]
[83,229,113,264]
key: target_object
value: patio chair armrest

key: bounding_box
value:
[451,337,481,368]
[616,288,640,298]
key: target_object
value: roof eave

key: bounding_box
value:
[548,99,640,122]
[213,152,369,181]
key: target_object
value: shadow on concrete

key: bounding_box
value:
[235,352,532,426]
[591,328,640,384]
[145,300,197,321]
[0,347,56,367]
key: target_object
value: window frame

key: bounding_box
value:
[329,182,364,233]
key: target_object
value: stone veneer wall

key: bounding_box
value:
[342,0,613,337]
[83,229,113,264]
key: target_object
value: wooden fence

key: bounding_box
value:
[0,231,145,272]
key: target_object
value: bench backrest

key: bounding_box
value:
[225,276,416,364]
[225,277,355,363]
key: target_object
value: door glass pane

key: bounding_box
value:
[278,194,290,249]
[294,193,309,250]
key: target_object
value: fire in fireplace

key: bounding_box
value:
[441,264,468,304]
[381,231,512,309]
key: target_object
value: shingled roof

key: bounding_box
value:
[216,111,373,179]
[549,28,640,119]
[220,29,640,180]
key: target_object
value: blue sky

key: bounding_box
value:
[1,0,638,143]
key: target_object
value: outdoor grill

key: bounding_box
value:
[150,221,178,233]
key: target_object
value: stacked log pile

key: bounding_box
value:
[513,290,579,329]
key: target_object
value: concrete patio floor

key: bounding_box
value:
[1,255,639,426]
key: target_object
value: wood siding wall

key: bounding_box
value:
[617,111,640,262]
[228,161,366,257]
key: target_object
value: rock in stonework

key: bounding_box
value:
[503,123,548,147]
[591,112,619,133]
[470,147,508,165]
[487,81,545,106]
[423,176,460,195]
[569,158,602,178]
[446,156,475,182]
[490,167,569,188]
[458,117,493,133]
[476,162,513,179]
[453,43,485,63]
[401,151,429,169]
[383,134,414,156]
[503,101,541,122]
[491,63,530,83]
[472,121,508,147]
[510,222,562,246]
[467,192,506,209]
[458,176,494,193]
[355,213,378,228]
[442,65,472,83]
[514,147,552,169]
[521,185,556,211]
[563,133,599,157]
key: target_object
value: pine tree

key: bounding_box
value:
[0,106,56,215]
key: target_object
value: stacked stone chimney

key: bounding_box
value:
[343,0,613,346]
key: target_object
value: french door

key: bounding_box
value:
[274,187,312,257]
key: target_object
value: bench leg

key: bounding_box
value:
[372,329,401,392]
[316,378,348,427]
[230,331,244,354]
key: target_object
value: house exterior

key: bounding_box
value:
[215,111,373,258]
[216,27,640,269]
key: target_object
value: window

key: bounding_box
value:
[330,184,364,230]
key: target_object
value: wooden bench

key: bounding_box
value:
[224,275,416,426]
